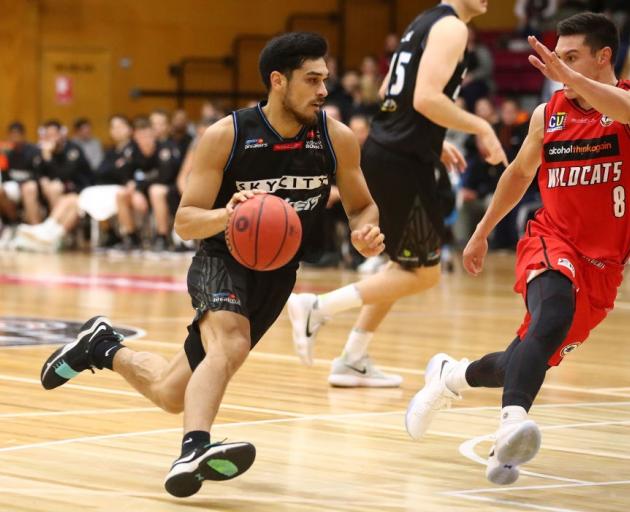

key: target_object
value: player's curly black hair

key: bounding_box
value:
[259,32,328,91]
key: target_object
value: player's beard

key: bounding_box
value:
[282,92,319,127]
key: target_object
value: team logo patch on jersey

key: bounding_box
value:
[245,138,268,150]
[380,99,398,112]
[557,258,576,277]
[560,342,582,358]
[210,293,241,305]
[305,139,323,150]
[159,148,172,161]
[547,112,567,132]
[600,114,613,127]
[398,248,420,264]
[0,316,143,348]
[273,141,304,152]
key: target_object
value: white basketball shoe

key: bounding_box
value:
[405,353,463,440]
[486,419,541,485]
[287,293,325,366]
[328,354,402,387]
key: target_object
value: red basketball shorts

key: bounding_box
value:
[514,221,623,366]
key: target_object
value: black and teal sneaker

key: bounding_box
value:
[164,441,256,498]
[40,316,122,390]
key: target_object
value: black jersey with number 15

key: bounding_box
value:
[369,4,467,163]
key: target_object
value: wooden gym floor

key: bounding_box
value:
[0,250,629,512]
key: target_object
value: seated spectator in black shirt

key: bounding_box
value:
[332,70,379,123]
[1,122,43,225]
[38,119,92,209]
[171,116,218,251]
[171,109,194,157]
[72,117,104,171]
[454,98,500,244]
[146,109,182,251]
[13,120,92,251]
[114,116,154,251]
[95,115,138,185]
[460,26,495,111]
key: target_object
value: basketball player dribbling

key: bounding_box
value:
[287,0,507,387]
[39,32,384,498]
[406,12,630,485]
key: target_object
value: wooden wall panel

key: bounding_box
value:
[38,0,338,125]
[1,0,520,142]
[0,0,40,140]
[395,0,519,33]
[344,0,393,69]
[40,49,111,141]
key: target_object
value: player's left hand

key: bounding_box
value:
[528,35,578,85]
[351,224,385,258]
[441,140,467,173]
[462,232,488,277]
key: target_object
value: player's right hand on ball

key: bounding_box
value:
[351,224,385,258]
[463,233,488,277]
[226,190,266,216]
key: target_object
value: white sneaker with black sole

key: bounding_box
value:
[486,420,541,485]
[164,441,256,498]
[328,354,402,387]
[405,352,463,440]
[287,293,325,366]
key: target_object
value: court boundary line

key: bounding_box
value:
[3,373,630,419]
[0,406,160,419]
[441,493,581,512]
[5,341,630,397]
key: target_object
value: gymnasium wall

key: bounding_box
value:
[0,0,518,141]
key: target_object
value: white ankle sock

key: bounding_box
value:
[500,405,528,426]
[342,329,373,363]
[49,219,65,238]
[445,360,471,394]
[316,285,362,318]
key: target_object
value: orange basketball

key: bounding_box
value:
[226,194,302,271]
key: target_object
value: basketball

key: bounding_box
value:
[225,194,302,271]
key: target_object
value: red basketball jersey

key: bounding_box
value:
[536,80,630,264]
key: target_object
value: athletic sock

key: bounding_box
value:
[500,405,528,427]
[342,328,373,364]
[181,431,210,456]
[445,359,472,394]
[91,339,125,370]
[43,217,65,238]
[315,285,362,319]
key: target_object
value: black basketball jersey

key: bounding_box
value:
[369,4,468,163]
[202,102,336,262]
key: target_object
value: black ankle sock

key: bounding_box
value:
[92,339,125,370]
[181,431,210,455]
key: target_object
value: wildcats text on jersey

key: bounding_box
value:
[547,161,622,188]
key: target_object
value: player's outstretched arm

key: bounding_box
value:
[528,35,630,124]
[413,16,507,166]
[175,116,248,241]
[327,117,384,258]
[463,103,545,276]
